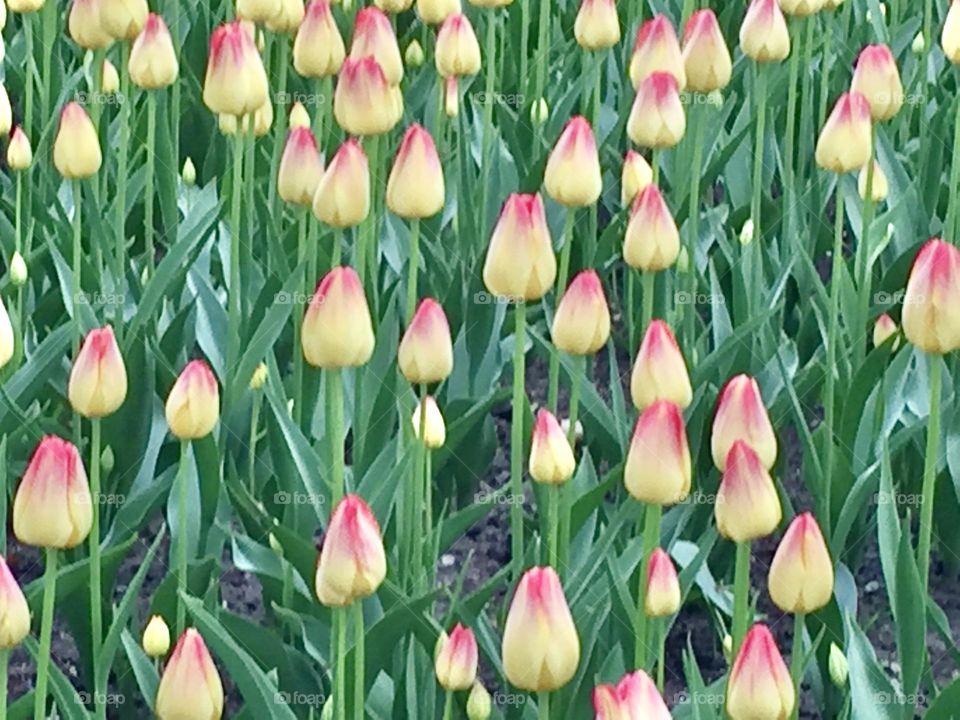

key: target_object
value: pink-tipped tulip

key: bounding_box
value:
[302,267,375,368]
[314,494,387,606]
[621,150,653,206]
[623,184,681,271]
[629,14,685,90]
[544,116,602,207]
[483,193,556,301]
[574,0,620,51]
[815,92,872,174]
[726,624,795,720]
[312,139,370,228]
[53,102,101,179]
[902,239,960,354]
[592,685,627,720]
[711,374,777,470]
[624,400,691,506]
[873,313,899,348]
[630,320,692,410]
[644,547,680,617]
[739,0,790,63]
[386,124,445,219]
[436,13,481,77]
[69,0,113,50]
[203,21,268,117]
[68,325,127,418]
[618,670,672,719]
[528,409,576,485]
[155,629,225,720]
[0,555,30,649]
[398,298,453,384]
[768,512,834,613]
[129,13,178,89]
[293,0,344,78]
[278,127,324,206]
[851,44,904,122]
[349,7,403,84]
[627,72,685,149]
[682,9,732,93]
[334,56,403,136]
[7,126,32,171]
[165,360,220,440]
[551,269,610,355]
[435,624,479,690]
[716,440,782,542]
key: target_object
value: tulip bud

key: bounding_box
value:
[9,251,28,286]
[644,547,680,617]
[851,45,903,122]
[293,0,344,78]
[829,643,848,687]
[68,325,127,418]
[69,0,112,50]
[627,72,686,149]
[444,76,460,117]
[315,494,387,606]
[528,409,576,485]
[54,102,102,179]
[249,362,268,390]
[405,39,425,67]
[7,126,32,171]
[629,14,685,90]
[914,31,927,56]
[544,116,602,207]
[778,0,824,16]
[0,86,10,139]
[593,685,626,720]
[623,184,681,271]
[739,218,755,245]
[436,13,481,77]
[682,9,732,93]
[739,0,790,63]
[7,0,43,13]
[502,566,580,691]
[902,239,960,354]
[815,92,872,174]
[483,193,556,301]
[617,670,671,719]
[333,56,403,136]
[155,629,224,720]
[100,0,147,40]
[551,270,610,355]
[286,102,309,129]
[873,313,898,348]
[435,624,478,690]
[716,440,782,542]
[182,157,196,186]
[386,124,445,219]
[624,400,691,505]
[417,0,460,25]
[399,298,453,384]
[630,320,692,410]
[530,97,549,125]
[0,295,12,371]
[466,682,491,720]
[858,160,888,202]
[376,0,413,12]
[278,127,324,206]
[203,21,269,117]
[412,395,446,448]
[302,267,375,368]
[312,139,370,228]
[100,445,115,474]
[13,436,93,549]
[0,556,29,649]
[101,59,120,94]
[165,359,220,440]
[237,0,281,24]
[726,624,795,720]
[711,374,777,470]
[768,511,833,613]
[265,0,304,32]
[349,7,403,85]
[621,151,653,206]
[129,13,179,90]
[574,0,620,51]
[320,696,334,720]
[142,615,171,657]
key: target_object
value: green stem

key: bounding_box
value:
[627,268,636,358]
[115,43,131,344]
[918,356,942,590]
[547,210,576,412]
[657,617,666,691]
[510,302,527,578]
[170,0,181,167]
[783,19,801,245]
[480,12,498,241]
[245,124,256,259]
[634,503,661,668]
[750,66,768,318]
[353,602,364,720]
[823,184,844,535]
[24,13,34,138]
[406,219,421,323]
[72,180,83,355]
[335,608,346,720]
[534,0,550,102]
[685,100,705,347]
[249,391,262,492]
[0,649,8,720]
[731,541,752,655]
[546,484,559,567]
[268,38,290,218]
[144,92,157,275]
[40,0,54,122]
[855,124,878,366]
[559,358,581,564]
[226,122,245,397]
[789,612,805,720]
[328,370,345,505]
[442,690,453,720]
[33,548,58,720]
[331,228,342,268]
[417,385,430,590]
[946,93,960,243]
[293,212,308,428]
[641,271,655,330]
[175,440,190,635]
[796,15,816,183]
[89,418,105,720]
[519,0,529,99]
[539,692,550,720]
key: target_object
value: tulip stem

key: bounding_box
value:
[657,618,666,691]
[328,369,345,506]
[115,43,131,345]
[175,439,190,635]
[684,99,705,347]
[144,92,158,276]
[797,16,816,184]
[546,484,560,567]
[418,385,432,590]
[34,547,58,720]
[789,612,806,720]
[480,10,498,241]
[441,690,453,720]
[558,358,583,566]
[641,271,655,331]
[510,301,527,579]
[731,541,751,656]
[15,171,23,332]
[268,38,290,221]
[335,608,346,720]
[226,121,245,398]
[946,94,960,244]
[917,355,942,590]
[0,649,8,720]
[293,212,308,429]
[538,692,550,720]
[249,389,262,492]
[534,0,550,105]
[353,602,364,720]
[783,19,801,254]
[749,66,767,319]
[823,185,845,536]
[23,13,35,138]
[519,0,529,99]
[406,219,421,324]
[635,503,661,668]
[855,123,878,366]
[39,0,54,123]
[72,179,83,355]
[89,417,105,720]
[547,209,576,413]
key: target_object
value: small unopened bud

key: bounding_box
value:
[912,32,925,55]
[288,101,310,129]
[829,643,848,688]
[677,246,690,273]
[321,696,334,720]
[466,681,492,720]
[268,533,284,557]
[142,615,171,657]
[101,59,120,94]
[9,251,27,286]
[405,39,424,67]
[182,157,196,186]
[250,361,268,390]
[100,445,115,474]
[739,218,755,246]
[529,97,549,126]
[722,633,733,662]
[342,0,354,11]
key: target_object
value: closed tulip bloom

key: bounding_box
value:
[293,0,344,78]
[0,87,9,137]
[288,101,310,128]
[468,0,509,8]
[902,239,960,353]
[435,624,478,690]
[219,96,273,136]
[377,0,414,12]
[13,436,92,549]
[278,127,324,206]
[630,320,692,410]
[315,494,387,606]
[711,374,777,470]
[7,126,32,170]
[618,670,672,720]
[398,298,453,384]
[54,102,101,179]
[155,629,224,720]
[529,409,576,485]
[237,0,281,24]
[551,270,610,355]
[627,72,685,149]
[624,400,691,505]
[483,193,556,301]
[264,0,304,32]
[502,566,580,691]
[386,124,445,218]
[682,9,732,93]
[350,7,403,85]
[778,0,824,16]
[436,13,481,77]
[574,0,620,51]
[858,160,888,202]
[101,59,120,93]
[851,45,903,122]
[142,615,171,658]
[100,0,147,39]
[873,313,898,347]
[0,294,13,370]
[726,624,795,720]
[768,512,834,613]
[7,0,43,13]
[944,0,960,63]
[0,556,29,649]
[68,325,127,418]
[621,150,653,206]
[333,56,403,136]
[312,139,370,227]
[815,92,872,173]
[629,14,685,90]
[593,685,627,720]
[623,183,681,270]
[417,0,460,25]
[644,547,680,617]
[129,13,178,89]
[165,360,220,440]
[740,0,790,63]
[412,395,446,448]
[69,0,113,49]
[544,116,602,207]
[302,267,375,368]
[716,440,782,542]
[466,682,492,720]
[203,22,269,117]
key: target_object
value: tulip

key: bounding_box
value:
[778,0,825,15]
[711,374,777,470]
[288,101,310,128]
[182,157,197,186]
[386,124,445,219]
[218,97,274,136]
[644,547,680,617]
[165,359,220,440]
[624,400,691,505]
[435,624,478,690]
[902,239,960,354]
[333,56,403,136]
[13,436,93,549]
[7,126,32,170]
[278,127,324,206]
[873,313,898,348]
[0,555,29,649]
[237,0,281,24]
[530,97,550,125]
[593,685,626,720]
[0,295,12,370]
[0,1,5,25]
[129,13,178,89]
[315,494,387,606]
[682,9,732,93]
[630,320,692,410]
[0,87,9,137]
[312,139,370,228]
[851,44,903,122]
[264,0,304,32]
[142,615,171,658]
[768,512,834,614]
[69,0,113,49]
[726,624,795,720]
[502,566,580,691]
[349,7,403,85]
[858,160,888,202]
[623,184,680,271]
[529,409,576,485]
[574,0,620,51]
[716,440,782,542]
[551,269,610,355]
[436,13,481,77]
[417,0,460,25]
[544,116,602,207]
[100,0,147,40]
[815,92,872,173]
[621,150,653,206]
[53,102,102,179]
[627,72,685,149]
[405,39,425,67]
[412,395,446,448]
[155,629,225,720]
[829,643,849,688]
[376,0,414,13]
[101,59,120,93]
[740,0,790,63]
[629,14,685,90]
[7,0,43,13]
[618,670,672,719]
[444,76,460,117]
[398,298,453,384]
[483,193,556,301]
[944,0,960,64]
[293,0,344,78]
[203,21,268,117]
[468,0,509,7]
[466,682,492,720]
[9,252,27,287]
[302,267,375,368]
[68,325,127,418]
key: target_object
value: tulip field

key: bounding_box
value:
[4,0,960,717]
